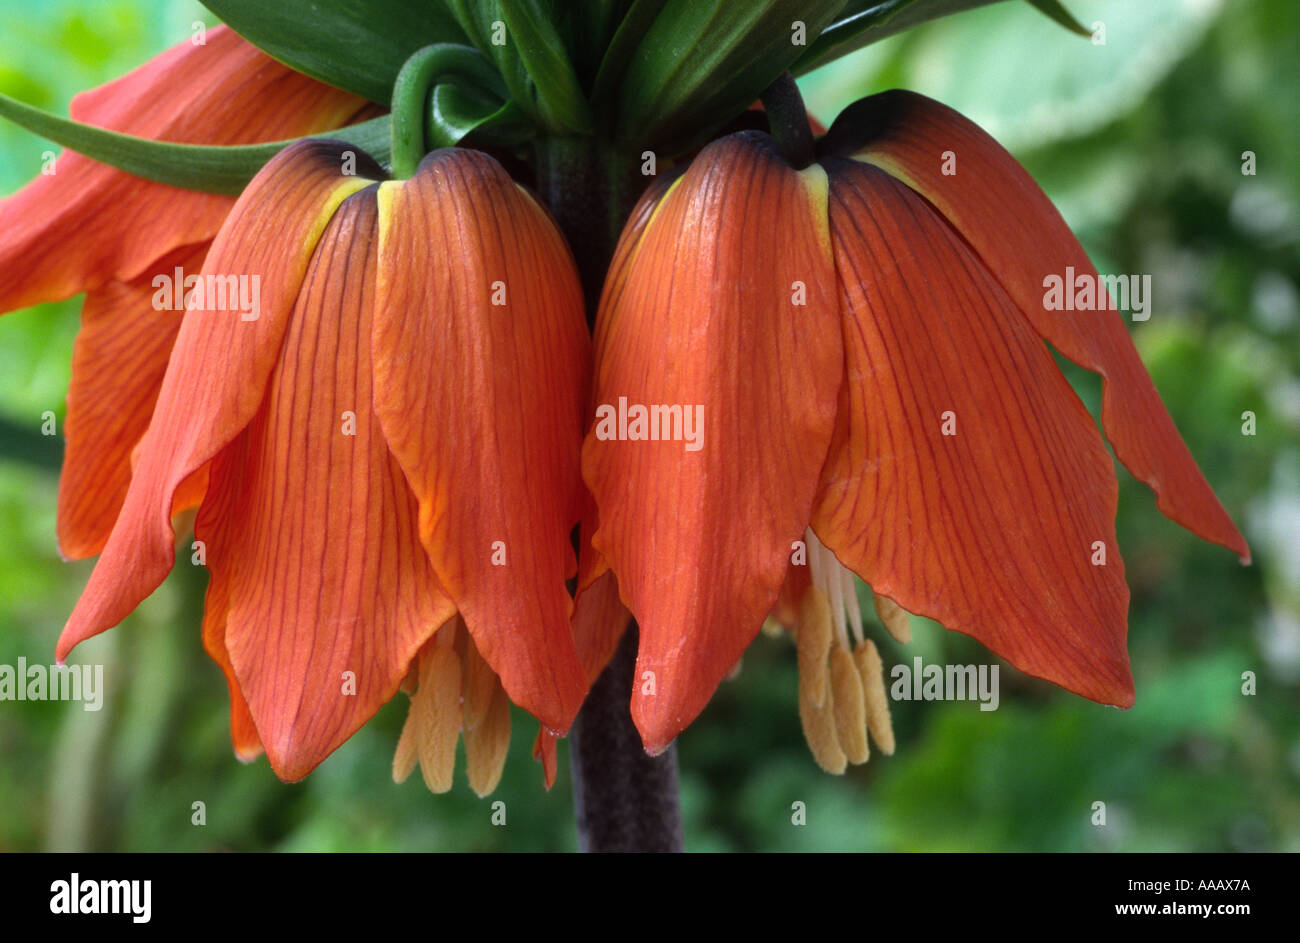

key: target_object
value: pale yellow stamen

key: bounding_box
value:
[872,591,912,645]
[854,639,895,755]
[392,707,419,783]
[840,565,865,647]
[829,646,869,765]
[461,632,498,733]
[414,645,462,793]
[796,586,833,709]
[464,679,511,798]
[393,617,515,797]
[793,529,907,770]
[798,673,847,775]
[809,531,850,650]
[807,528,869,651]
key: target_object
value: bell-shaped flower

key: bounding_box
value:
[580,90,1249,764]
[59,140,592,785]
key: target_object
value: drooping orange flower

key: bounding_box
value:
[0,25,372,560]
[56,140,593,784]
[579,89,1250,765]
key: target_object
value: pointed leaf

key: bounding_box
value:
[498,0,594,132]
[444,0,593,133]
[1026,0,1092,36]
[793,0,1007,75]
[0,91,390,195]
[606,0,844,155]
[200,0,469,104]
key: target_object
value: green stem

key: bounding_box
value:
[534,137,645,328]
[534,137,683,851]
[390,44,505,178]
[760,72,814,168]
[569,624,684,852]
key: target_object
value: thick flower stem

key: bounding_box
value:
[760,71,815,168]
[570,623,684,852]
[534,136,684,850]
[534,137,644,329]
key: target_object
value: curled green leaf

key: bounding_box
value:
[390,43,508,178]
[431,88,530,149]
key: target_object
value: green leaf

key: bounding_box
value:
[200,0,469,104]
[445,1,537,122]
[430,87,530,148]
[1026,0,1092,36]
[590,0,668,116]
[792,0,1008,75]
[605,0,845,155]
[499,0,594,132]
[444,0,593,133]
[554,0,639,89]
[0,91,391,195]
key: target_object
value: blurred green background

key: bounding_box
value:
[0,0,1296,851]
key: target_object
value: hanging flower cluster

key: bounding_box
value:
[0,2,1246,798]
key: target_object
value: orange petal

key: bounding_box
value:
[584,133,842,753]
[826,90,1247,561]
[198,187,455,780]
[564,175,671,684]
[373,150,590,735]
[192,449,262,762]
[56,243,208,559]
[571,489,631,685]
[533,728,558,791]
[0,25,368,314]
[572,570,632,686]
[771,549,814,630]
[58,140,375,662]
[813,159,1134,707]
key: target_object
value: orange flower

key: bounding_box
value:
[0,26,372,560]
[579,90,1250,765]
[57,140,592,785]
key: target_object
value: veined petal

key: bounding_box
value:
[771,553,814,631]
[0,25,368,314]
[199,187,455,780]
[572,491,631,687]
[194,451,262,763]
[56,243,208,559]
[825,90,1247,561]
[533,728,558,790]
[573,571,631,685]
[585,132,842,753]
[813,160,1133,707]
[373,149,590,735]
[58,140,375,662]
[566,175,675,685]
